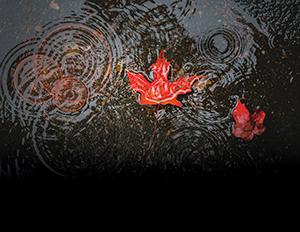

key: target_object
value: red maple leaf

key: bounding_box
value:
[232,100,266,141]
[127,50,206,107]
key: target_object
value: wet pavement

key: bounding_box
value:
[0,0,299,180]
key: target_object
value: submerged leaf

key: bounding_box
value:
[232,100,266,141]
[232,100,251,125]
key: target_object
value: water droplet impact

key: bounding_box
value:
[51,76,88,113]
[36,22,113,93]
[199,27,242,64]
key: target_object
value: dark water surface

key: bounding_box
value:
[0,0,299,181]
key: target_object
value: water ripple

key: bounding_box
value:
[199,27,242,64]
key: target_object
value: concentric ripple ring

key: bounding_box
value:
[51,76,89,113]
[199,27,242,64]
[36,22,113,95]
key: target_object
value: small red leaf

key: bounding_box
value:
[252,110,266,126]
[232,100,250,124]
[232,100,266,141]
[252,110,266,136]
[127,50,207,107]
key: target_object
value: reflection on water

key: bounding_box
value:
[0,0,299,179]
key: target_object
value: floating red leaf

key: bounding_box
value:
[232,100,266,141]
[127,50,206,107]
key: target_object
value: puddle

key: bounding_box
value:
[0,0,299,179]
